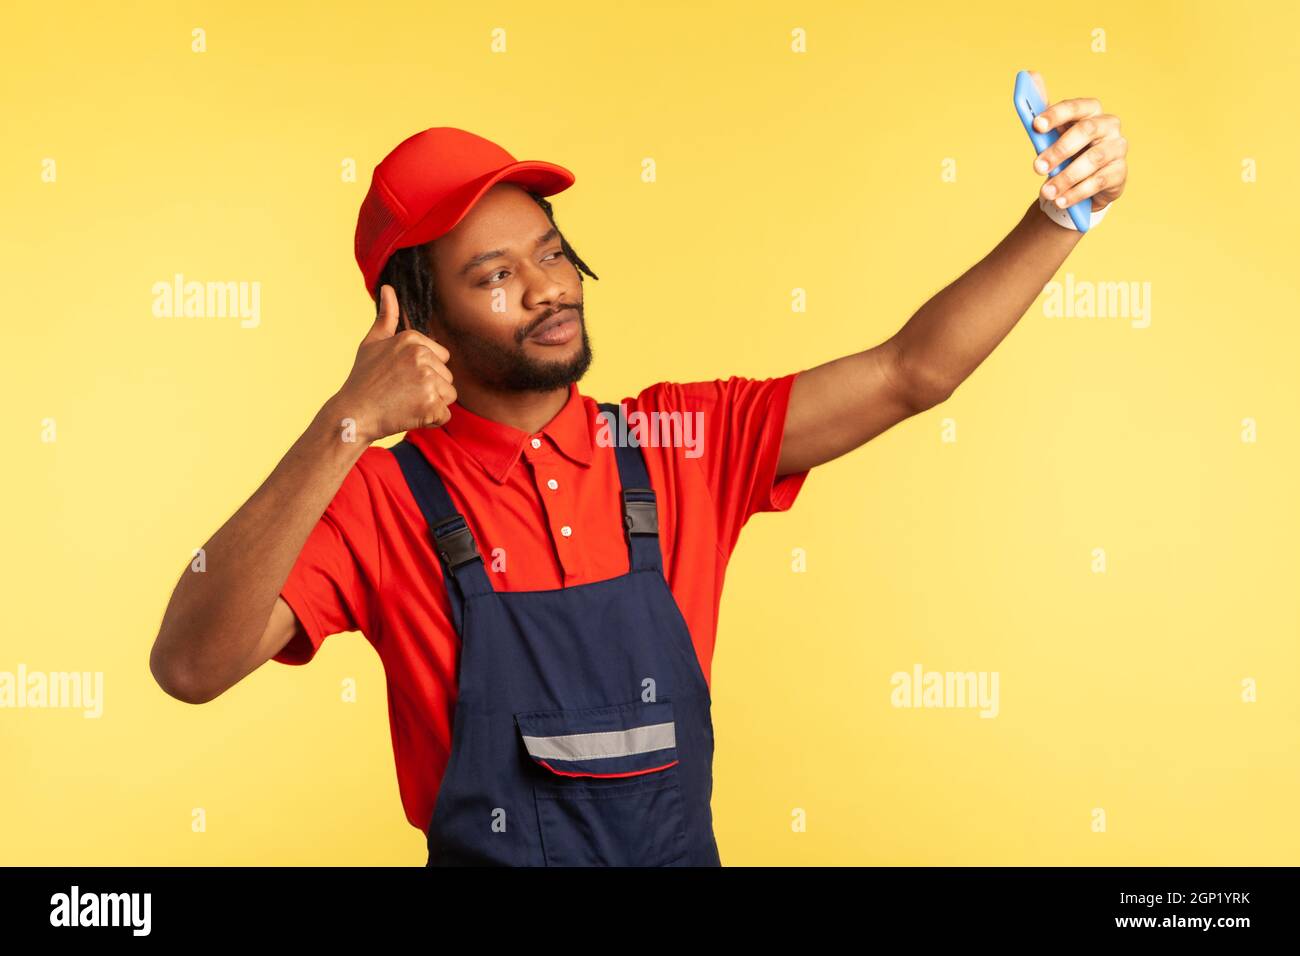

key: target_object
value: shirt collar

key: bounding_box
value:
[435,381,595,483]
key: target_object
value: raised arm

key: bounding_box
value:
[777,78,1128,476]
[150,287,457,703]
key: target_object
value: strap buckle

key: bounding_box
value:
[622,488,659,537]
[431,515,483,570]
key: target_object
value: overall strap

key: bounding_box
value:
[597,402,663,573]
[390,440,494,636]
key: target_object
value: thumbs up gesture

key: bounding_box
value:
[333,284,457,443]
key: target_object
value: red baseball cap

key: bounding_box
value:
[354,127,576,298]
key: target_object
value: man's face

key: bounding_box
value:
[426,182,591,393]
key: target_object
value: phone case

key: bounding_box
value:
[1014,69,1091,232]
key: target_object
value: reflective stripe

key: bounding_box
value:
[521,721,676,762]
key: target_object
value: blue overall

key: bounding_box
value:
[390,402,722,867]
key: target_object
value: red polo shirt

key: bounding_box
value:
[275,373,810,834]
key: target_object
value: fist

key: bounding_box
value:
[1027,71,1129,212]
[334,285,457,443]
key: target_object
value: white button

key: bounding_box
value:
[547,479,558,490]
[530,437,542,449]
[560,525,572,537]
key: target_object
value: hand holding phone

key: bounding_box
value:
[1014,69,1092,232]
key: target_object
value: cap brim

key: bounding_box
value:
[401,160,576,250]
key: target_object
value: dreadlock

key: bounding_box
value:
[373,191,598,335]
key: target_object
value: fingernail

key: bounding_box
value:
[1042,183,1056,198]
[1055,196,1067,207]
[1034,159,1047,174]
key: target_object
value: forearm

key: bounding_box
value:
[151,395,366,697]
[894,200,1083,400]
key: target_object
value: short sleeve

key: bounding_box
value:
[670,372,811,556]
[274,463,381,666]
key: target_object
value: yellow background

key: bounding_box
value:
[3,0,1297,865]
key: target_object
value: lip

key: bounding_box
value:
[528,311,578,344]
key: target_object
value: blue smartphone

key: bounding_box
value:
[1014,70,1091,232]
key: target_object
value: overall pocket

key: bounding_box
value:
[515,698,688,866]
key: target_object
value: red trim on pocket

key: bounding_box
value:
[535,758,680,779]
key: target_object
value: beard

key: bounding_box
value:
[433,303,593,393]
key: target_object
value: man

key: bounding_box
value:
[150,75,1128,865]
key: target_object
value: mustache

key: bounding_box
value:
[518,304,581,343]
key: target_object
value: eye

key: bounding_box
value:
[479,251,565,286]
